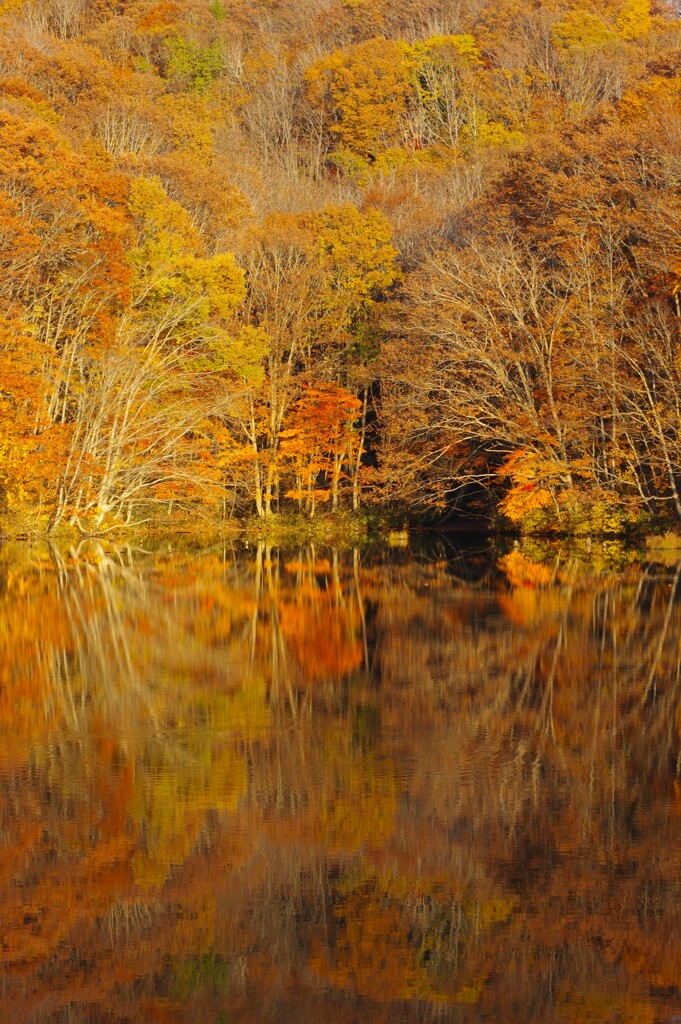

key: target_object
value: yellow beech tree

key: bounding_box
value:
[305,37,415,158]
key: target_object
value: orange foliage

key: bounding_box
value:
[136,2,181,32]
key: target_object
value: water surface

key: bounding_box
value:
[1,540,680,1023]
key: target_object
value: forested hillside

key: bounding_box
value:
[0,0,680,534]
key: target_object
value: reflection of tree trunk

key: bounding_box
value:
[250,543,264,667]
[353,547,369,672]
[265,547,297,719]
[536,616,566,748]
[640,560,681,707]
[42,552,164,738]
[332,548,347,620]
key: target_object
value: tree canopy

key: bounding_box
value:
[0,0,680,534]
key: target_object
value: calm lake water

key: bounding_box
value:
[1,538,681,1023]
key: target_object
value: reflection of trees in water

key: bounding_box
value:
[0,543,680,1021]
[373,559,681,816]
[212,548,681,1019]
[359,557,681,1020]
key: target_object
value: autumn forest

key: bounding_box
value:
[1,0,681,536]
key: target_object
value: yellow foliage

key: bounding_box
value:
[306,31,487,159]
[0,324,72,519]
[305,37,414,156]
[129,175,200,259]
[463,116,525,149]
[310,203,401,299]
[497,450,626,534]
[616,0,652,40]
[159,93,214,155]
[552,11,619,51]
[127,176,245,325]
[412,33,483,68]
[619,74,681,123]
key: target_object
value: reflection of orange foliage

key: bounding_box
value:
[279,600,362,680]
[498,586,566,627]
[498,587,543,626]
[555,989,657,1024]
[498,550,554,589]
[0,832,135,965]
[284,558,332,575]
[309,885,413,1002]
[92,726,135,829]
[0,587,72,768]
[309,874,497,1005]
